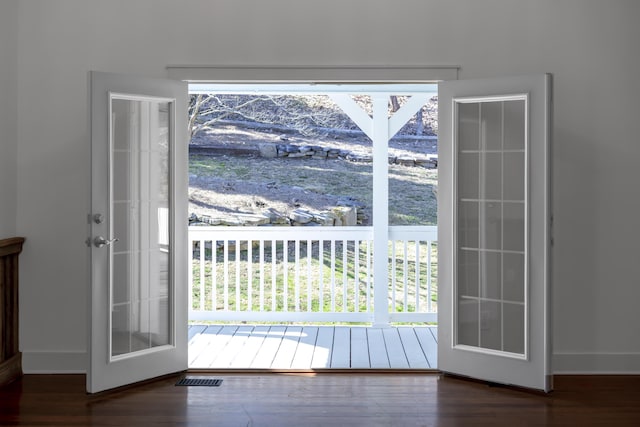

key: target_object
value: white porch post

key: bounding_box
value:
[323,91,434,328]
[372,94,390,328]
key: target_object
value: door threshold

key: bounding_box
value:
[187,368,441,375]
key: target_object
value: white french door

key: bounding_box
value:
[88,71,188,393]
[88,69,550,392]
[437,74,552,392]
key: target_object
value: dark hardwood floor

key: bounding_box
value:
[1,373,640,426]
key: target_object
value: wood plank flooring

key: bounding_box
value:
[188,324,438,370]
[2,374,640,426]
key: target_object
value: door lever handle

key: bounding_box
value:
[94,236,119,248]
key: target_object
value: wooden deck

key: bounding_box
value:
[188,324,438,370]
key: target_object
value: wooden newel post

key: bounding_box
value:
[0,237,25,386]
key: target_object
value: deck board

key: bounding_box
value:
[310,327,334,368]
[330,327,351,368]
[350,327,370,368]
[211,325,254,368]
[250,326,286,369]
[192,325,238,368]
[271,326,303,369]
[414,326,438,368]
[229,325,269,368]
[187,324,207,343]
[188,324,438,370]
[291,327,319,369]
[398,327,429,369]
[382,328,410,369]
[188,325,223,366]
[366,328,390,368]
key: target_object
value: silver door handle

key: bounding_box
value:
[94,236,119,248]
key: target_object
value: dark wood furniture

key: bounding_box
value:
[0,237,25,387]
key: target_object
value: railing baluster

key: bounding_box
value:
[403,239,408,312]
[295,239,300,312]
[307,239,312,313]
[223,239,229,311]
[235,240,241,311]
[318,239,324,312]
[366,239,371,313]
[415,239,420,313]
[211,240,216,312]
[354,239,360,312]
[330,240,336,312]
[271,239,277,312]
[188,240,194,311]
[247,240,253,311]
[199,239,205,311]
[283,240,288,312]
[391,240,397,313]
[427,240,432,313]
[260,239,264,312]
[342,239,348,313]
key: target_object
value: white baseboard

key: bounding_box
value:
[22,351,86,374]
[553,352,640,374]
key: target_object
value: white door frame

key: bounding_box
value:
[188,81,439,328]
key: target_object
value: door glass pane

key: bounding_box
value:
[457,298,479,346]
[458,249,479,298]
[504,152,525,200]
[481,201,502,250]
[455,97,527,357]
[482,153,502,200]
[503,99,525,150]
[480,300,502,350]
[503,303,525,353]
[503,253,525,302]
[481,102,502,151]
[110,97,172,359]
[458,103,479,150]
[458,202,479,249]
[503,202,525,252]
[458,153,479,199]
[481,251,501,300]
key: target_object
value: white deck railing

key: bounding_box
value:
[188,225,437,324]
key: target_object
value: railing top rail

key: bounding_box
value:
[188,225,437,240]
[389,225,437,240]
[188,226,373,240]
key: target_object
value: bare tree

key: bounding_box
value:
[189,94,275,139]
[188,93,437,142]
[188,94,354,140]
[390,95,401,113]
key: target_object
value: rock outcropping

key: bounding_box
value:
[259,143,437,169]
[190,205,363,227]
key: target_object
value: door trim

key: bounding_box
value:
[167,65,459,83]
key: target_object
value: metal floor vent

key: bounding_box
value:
[176,378,223,387]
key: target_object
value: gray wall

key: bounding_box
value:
[0,0,18,239]
[12,0,640,373]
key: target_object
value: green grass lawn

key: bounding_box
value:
[189,154,438,226]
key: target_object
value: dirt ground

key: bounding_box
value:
[189,124,438,226]
[190,123,437,156]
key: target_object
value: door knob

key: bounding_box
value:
[94,236,119,248]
